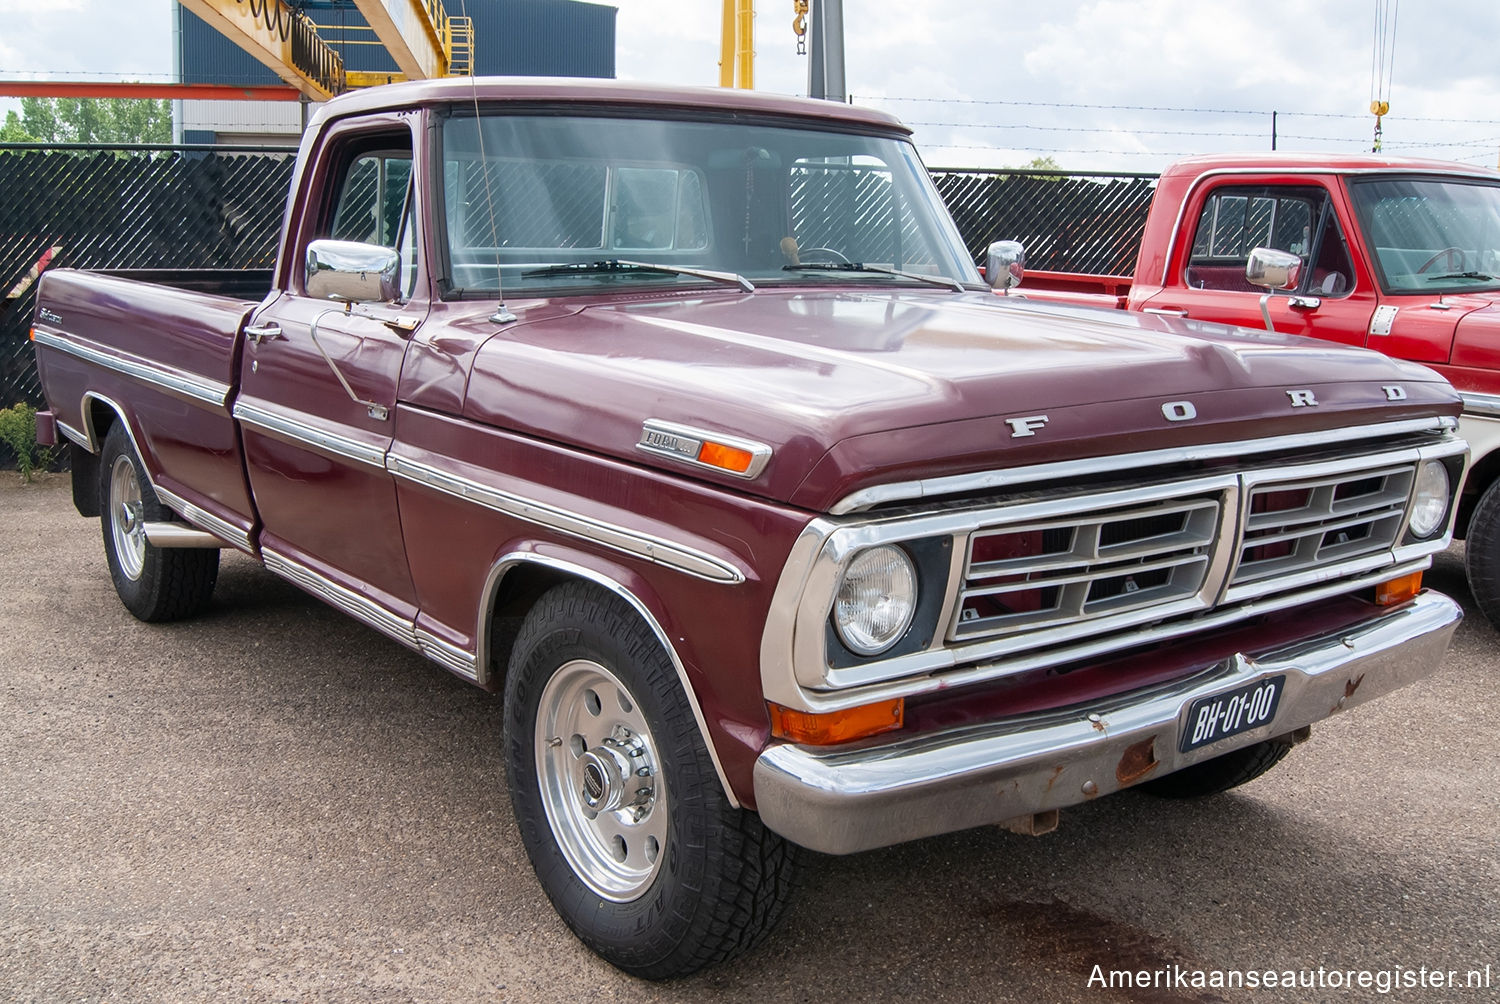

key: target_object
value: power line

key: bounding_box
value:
[859,94,1500,126]
[907,120,1269,139]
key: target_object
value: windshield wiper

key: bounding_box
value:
[1425,271,1499,282]
[782,261,967,293]
[523,259,755,292]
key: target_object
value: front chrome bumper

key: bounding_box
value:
[753,590,1461,854]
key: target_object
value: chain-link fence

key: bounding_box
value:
[0,144,295,417]
[932,168,1159,276]
[1,145,1157,426]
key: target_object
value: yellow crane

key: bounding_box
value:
[176,0,474,102]
[719,0,755,89]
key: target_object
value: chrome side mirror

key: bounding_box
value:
[306,239,401,303]
[1245,247,1302,291]
[986,240,1026,293]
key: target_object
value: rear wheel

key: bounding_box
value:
[1138,737,1294,799]
[504,581,797,979]
[100,424,218,622]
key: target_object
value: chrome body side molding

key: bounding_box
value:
[152,484,256,554]
[233,400,388,471]
[388,453,746,585]
[260,548,479,683]
[33,328,231,410]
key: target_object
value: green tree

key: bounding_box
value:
[4,96,171,144]
[1019,155,1061,175]
[0,109,32,142]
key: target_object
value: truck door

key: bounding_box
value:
[1142,182,1377,346]
[235,122,427,618]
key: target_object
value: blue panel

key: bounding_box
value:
[179,1,616,85]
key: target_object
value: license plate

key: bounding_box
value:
[1179,675,1286,753]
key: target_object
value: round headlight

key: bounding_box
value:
[833,545,918,656]
[1408,460,1451,538]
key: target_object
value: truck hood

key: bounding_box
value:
[461,289,1459,512]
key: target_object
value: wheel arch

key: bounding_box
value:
[1456,437,1500,538]
[477,549,742,808]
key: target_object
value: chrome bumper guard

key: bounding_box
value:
[753,591,1461,854]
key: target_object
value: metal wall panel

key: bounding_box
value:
[179,0,616,84]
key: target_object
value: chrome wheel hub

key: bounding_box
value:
[109,455,147,581]
[535,659,668,901]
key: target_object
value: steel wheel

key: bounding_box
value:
[534,658,668,901]
[98,424,219,622]
[108,453,147,581]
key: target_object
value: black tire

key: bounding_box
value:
[504,581,796,979]
[1137,737,1294,799]
[99,424,219,622]
[1465,479,1500,629]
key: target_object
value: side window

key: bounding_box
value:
[330,151,412,248]
[1186,185,1353,296]
[320,139,417,300]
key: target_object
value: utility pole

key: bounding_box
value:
[807,0,845,102]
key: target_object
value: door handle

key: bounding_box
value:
[1143,307,1188,317]
[245,322,284,344]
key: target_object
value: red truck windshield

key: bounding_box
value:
[1347,176,1500,293]
[438,112,979,296]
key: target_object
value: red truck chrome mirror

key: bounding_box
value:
[986,240,1026,293]
[1244,247,1302,292]
[305,239,401,304]
[1245,247,1304,334]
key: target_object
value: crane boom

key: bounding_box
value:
[349,0,452,79]
[176,0,344,101]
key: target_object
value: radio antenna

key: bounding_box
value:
[458,0,516,323]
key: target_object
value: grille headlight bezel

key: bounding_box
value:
[1407,459,1451,539]
[833,545,919,656]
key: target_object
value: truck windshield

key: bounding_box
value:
[1347,176,1500,293]
[439,112,980,296]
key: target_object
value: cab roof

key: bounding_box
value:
[1163,151,1500,182]
[307,76,909,134]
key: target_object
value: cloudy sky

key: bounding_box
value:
[2,0,1498,172]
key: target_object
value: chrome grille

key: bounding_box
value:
[953,496,1220,641]
[1231,464,1414,588]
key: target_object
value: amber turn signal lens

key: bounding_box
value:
[768,698,904,745]
[28,326,35,341]
[1375,571,1422,607]
[697,440,754,474]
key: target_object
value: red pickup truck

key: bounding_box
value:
[1011,153,1500,626]
[30,83,1467,977]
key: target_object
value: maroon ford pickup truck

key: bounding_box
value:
[30,79,1468,978]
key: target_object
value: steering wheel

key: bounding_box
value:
[796,246,851,264]
[1417,246,1469,274]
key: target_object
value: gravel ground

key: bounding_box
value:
[2,474,1496,1003]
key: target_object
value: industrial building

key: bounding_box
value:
[175,0,616,145]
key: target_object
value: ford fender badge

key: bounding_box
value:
[1005,415,1049,438]
[38,307,62,325]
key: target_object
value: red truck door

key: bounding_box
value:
[1140,180,1377,346]
[234,124,427,617]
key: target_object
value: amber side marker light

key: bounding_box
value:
[1376,571,1423,607]
[769,698,904,745]
[697,440,754,474]
[28,326,36,341]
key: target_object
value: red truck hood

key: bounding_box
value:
[461,289,1459,512]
